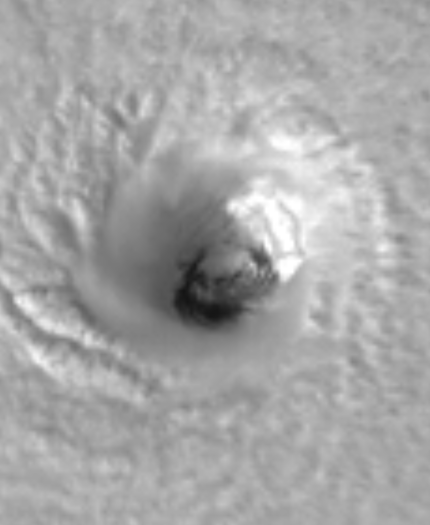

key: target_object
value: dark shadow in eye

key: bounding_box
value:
[172,241,280,330]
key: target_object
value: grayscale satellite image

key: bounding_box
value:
[0,0,429,524]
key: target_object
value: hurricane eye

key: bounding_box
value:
[172,219,281,329]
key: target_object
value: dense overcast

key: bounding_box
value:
[0,0,429,524]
